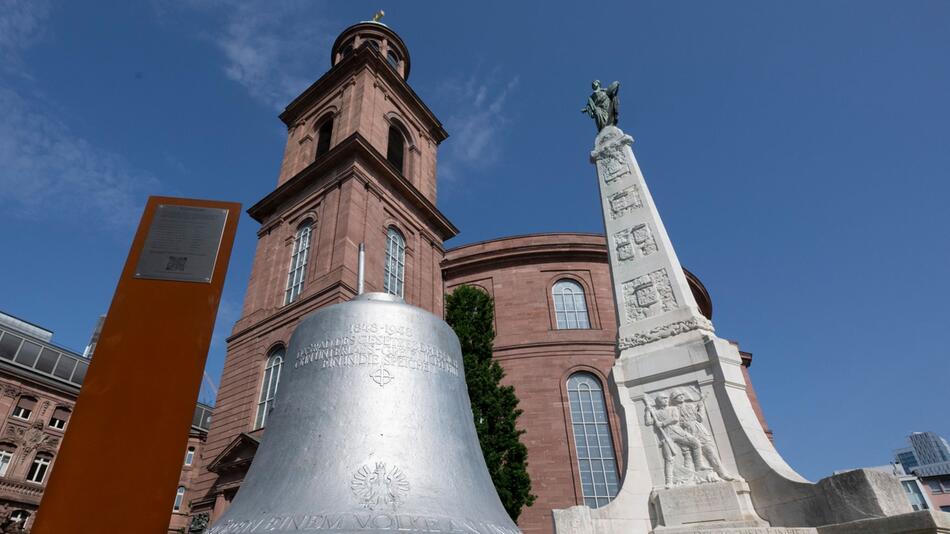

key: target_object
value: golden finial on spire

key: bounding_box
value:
[372,10,385,22]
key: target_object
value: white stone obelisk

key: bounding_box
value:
[552,125,923,534]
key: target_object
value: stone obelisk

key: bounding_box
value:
[554,82,940,533]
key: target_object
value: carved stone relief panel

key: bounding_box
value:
[642,385,734,488]
[608,185,642,220]
[621,269,677,322]
[597,148,631,185]
[613,224,657,264]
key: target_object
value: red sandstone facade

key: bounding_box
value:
[442,234,770,533]
[185,21,773,534]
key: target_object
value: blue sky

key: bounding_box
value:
[1,1,947,481]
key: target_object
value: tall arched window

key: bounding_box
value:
[254,347,284,429]
[387,125,405,174]
[285,222,313,305]
[0,443,15,477]
[315,117,333,158]
[184,446,195,466]
[567,372,619,508]
[26,453,52,484]
[384,227,406,297]
[173,486,186,511]
[553,280,591,329]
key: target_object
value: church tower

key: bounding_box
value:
[187,19,458,524]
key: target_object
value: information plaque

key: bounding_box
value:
[134,204,228,283]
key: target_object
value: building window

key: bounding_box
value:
[366,39,380,52]
[26,454,52,484]
[0,444,15,477]
[386,50,400,70]
[254,347,284,429]
[184,446,195,466]
[9,511,28,526]
[49,406,70,430]
[567,372,619,508]
[386,125,405,174]
[11,396,36,421]
[339,39,354,59]
[929,479,943,494]
[902,480,929,511]
[285,222,313,305]
[384,227,406,298]
[173,486,186,511]
[553,280,591,329]
[316,117,333,158]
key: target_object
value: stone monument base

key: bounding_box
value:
[651,480,766,531]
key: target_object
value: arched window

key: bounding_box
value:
[553,280,591,329]
[173,486,187,511]
[386,50,400,70]
[26,453,52,484]
[11,396,36,421]
[285,222,313,305]
[49,406,70,430]
[339,39,354,59]
[315,117,333,158]
[567,372,619,508]
[254,347,284,429]
[0,443,16,477]
[386,125,405,175]
[184,446,195,466]
[9,511,28,526]
[384,227,406,298]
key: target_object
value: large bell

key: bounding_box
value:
[207,293,521,534]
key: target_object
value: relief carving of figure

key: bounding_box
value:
[582,80,620,132]
[644,392,704,488]
[672,387,734,483]
[645,387,734,488]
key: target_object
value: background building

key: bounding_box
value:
[0,311,213,533]
[185,21,774,534]
[895,432,950,512]
[0,312,87,531]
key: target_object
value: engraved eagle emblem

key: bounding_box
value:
[350,462,409,511]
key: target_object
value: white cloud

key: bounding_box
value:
[0,1,158,229]
[438,74,520,182]
[176,0,333,110]
[0,87,159,228]
[0,0,50,72]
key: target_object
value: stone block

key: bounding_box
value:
[652,481,767,530]
[816,468,912,524]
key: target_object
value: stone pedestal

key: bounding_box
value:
[652,481,766,531]
[551,125,948,533]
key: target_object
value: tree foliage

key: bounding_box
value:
[445,285,536,521]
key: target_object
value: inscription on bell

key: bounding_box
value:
[206,513,521,534]
[293,322,460,386]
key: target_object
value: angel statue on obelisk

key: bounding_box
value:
[581,79,620,131]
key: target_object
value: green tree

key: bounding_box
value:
[445,285,536,520]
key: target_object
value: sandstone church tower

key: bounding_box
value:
[187,20,458,525]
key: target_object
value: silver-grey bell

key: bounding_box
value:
[207,293,522,534]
